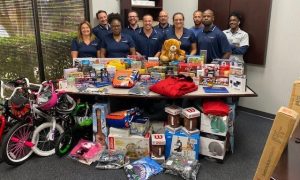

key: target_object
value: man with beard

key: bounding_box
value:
[132,14,164,58]
[92,10,111,41]
[197,9,231,63]
[123,10,140,38]
[190,10,204,37]
[223,12,249,62]
[154,10,172,34]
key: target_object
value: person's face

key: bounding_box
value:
[158,11,168,24]
[143,15,153,31]
[111,20,121,35]
[193,12,202,26]
[202,11,214,26]
[128,12,138,26]
[97,12,108,26]
[229,16,240,30]
[173,14,184,28]
[81,23,91,36]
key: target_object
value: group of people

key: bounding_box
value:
[71,9,249,63]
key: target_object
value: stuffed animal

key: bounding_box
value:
[160,39,186,65]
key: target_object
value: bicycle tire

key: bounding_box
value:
[1,121,34,166]
[31,122,64,157]
[55,131,73,157]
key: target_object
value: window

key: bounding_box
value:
[0,0,87,82]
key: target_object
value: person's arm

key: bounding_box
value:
[222,52,231,59]
[100,48,106,58]
[71,51,78,59]
[232,45,249,55]
[97,50,101,58]
[129,47,136,55]
[154,51,161,57]
[71,39,79,58]
[190,42,197,55]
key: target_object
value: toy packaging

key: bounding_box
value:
[151,134,166,158]
[128,82,151,96]
[108,133,150,160]
[92,103,110,144]
[162,154,201,180]
[200,114,228,137]
[109,127,130,137]
[165,105,182,128]
[229,75,247,92]
[69,139,103,165]
[112,70,139,88]
[106,108,141,128]
[124,157,163,180]
[130,117,150,136]
[165,129,200,160]
[200,132,227,160]
[182,107,200,132]
[96,150,129,169]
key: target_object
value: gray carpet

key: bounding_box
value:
[0,110,272,180]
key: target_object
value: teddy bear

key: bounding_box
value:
[160,38,186,65]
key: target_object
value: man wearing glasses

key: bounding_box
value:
[123,10,140,38]
[154,10,172,34]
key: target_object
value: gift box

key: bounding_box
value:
[165,129,200,160]
[200,113,228,136]
[108,133,150,160]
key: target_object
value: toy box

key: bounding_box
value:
[229,75,247,92]
[200,113,228,137]
[151,134,166,158]
[182,107,200,131]
[182,107,200,119]
[108,133,150,160]
[92,103,110,144]
[130,117,150,136]
[199,76,215,86]
[200,132,227,160]
[109,127,130,137]
[254,107,299,180]
[215,76,229,86]
[178,62,200,73]
[165,129,200,160]
[165,125,182,134]
[165,105,182,128]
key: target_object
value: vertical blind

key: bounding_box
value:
[0,0,86,82]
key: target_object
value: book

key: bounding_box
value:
[203,87,229,93]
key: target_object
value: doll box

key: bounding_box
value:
[200,113,228,137]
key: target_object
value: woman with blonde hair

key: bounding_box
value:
[71,21,101,58]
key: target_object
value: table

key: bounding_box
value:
[271,123,300,180]
[65,85,257,99]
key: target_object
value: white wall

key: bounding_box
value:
[239,0,300,114]
[89,0,120,27]
[89,0,300,114]
[163,0,198,28]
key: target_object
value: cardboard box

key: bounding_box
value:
[182,107,200,119]
[254,107,299,180]
[108,133,150,159]
[200,133,227,160]
[200,113,228,136]
[165,105,182,115]
[229,75,247,92]
[288,80,300,136]
[92,103,110,143]
[165,129,200,160]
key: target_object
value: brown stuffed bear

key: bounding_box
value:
[160,39,186,65]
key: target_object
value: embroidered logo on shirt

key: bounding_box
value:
[183,36,189,39]
[122,40,128,43]
[152,38,158,40]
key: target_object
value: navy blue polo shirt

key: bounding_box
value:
[71,38,100,58]
[164,27,196,55]
[122,25,141,38]
[132,28,164,58]
[101,33,135,58]
[92,24,111,42]
[197,25,231,63]
[154,23,172,34]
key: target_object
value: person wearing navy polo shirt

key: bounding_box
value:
[92,10,111,41]
[123,11,140,38]
[100,13,136,58]
[132,14,164,58]
[71,21,100,58]
[197,9,231,63]
[154,10,172,34]
[164,12,197,56]
[190,10,204,37]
